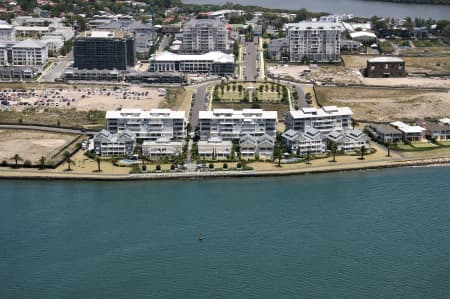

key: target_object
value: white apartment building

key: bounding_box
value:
[282,128,326,155]
[285,106,353,134]
[150,51,235,75]
[182,19,227,54]
[142,138,183,159]
[239,134,275,159]
[286,21,343,63]
[197,137,233,159]
[11,40,48,66]
[198,108,278,141]
[93,129,136,157]
[106,108,186,141]
[0,22,15,41]
[326,129,370,152]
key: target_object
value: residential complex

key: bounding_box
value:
[142,138,183,159]
[106,108,186,141]
[198,109,278,141]
[182,19,227,54]
[286,21,343,63]
[390,121,426,142]
[285,106,353,134]
[150,51,235,75]
[73,31,136,70]
[0,39,48,66]
[282,128,326,155]
[239,134,275,159]
[197,137,233,160]
[93,129,137,157]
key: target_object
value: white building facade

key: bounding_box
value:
[182,19,227,54]
[106,108,186,141]
[11,40,48,65]
[285,106,353,134]
[198,109,278,141]
[287,21,343,63]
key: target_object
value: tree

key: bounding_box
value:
[39,156,46,170]
[10,154,23,168]
[305,151,311,165]
[387,142,391,157]
[96,157,102,172]
[331,142,338,162]
[274,143,283,167]
[359,145,366,160]
[63,151,75,171]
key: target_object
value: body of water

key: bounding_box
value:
[183,0,450,19]
[1,167,450,298]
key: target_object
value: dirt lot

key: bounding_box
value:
[0,129,80,164]
[315,86,450,121]
[1,86,164,112]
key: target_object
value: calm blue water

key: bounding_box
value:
[184,0,450,19]
[1,167,450,298]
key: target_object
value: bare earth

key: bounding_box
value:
[315,86,450,121]
[0,129,79,163]
[1,86,163,112]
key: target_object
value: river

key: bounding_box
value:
[1,166,450,298]
[183,0,450,19]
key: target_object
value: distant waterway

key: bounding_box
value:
[183,0,450,19]
[1,167,450,298]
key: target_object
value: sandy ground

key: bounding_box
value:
[316,86,450,121]
[1,86,164,112]
[0,129,79,163]
[362,77,450,89]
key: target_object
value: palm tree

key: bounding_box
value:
[331,142,338,162]
[359,145,366,160]
[10,154,23,168]
[387,142,391,157]
[274,144,283,167]
[39,156,46,170]
[305,151,311,165]
[96,157,101,172]
[63,151,75,171]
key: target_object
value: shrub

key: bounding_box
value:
[223,163,228,169]
[1,160,7,167]
[155,164,161,171]
[170,164,176,170]
[237,162,242,169]
[23,160,32,168]
[142,164,147,171]
[209,163,214,169]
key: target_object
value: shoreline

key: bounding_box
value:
[1,157,449,181]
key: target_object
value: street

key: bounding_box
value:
[39,50,73,82]
[243,37,258,81]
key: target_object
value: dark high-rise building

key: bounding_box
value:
[73,31,136,70]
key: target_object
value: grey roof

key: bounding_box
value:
[369,123,402,135]
[185,18,225,29]
[12,39,46,48]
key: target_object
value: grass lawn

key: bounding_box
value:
[215,82,284,103]
[436,140,450,146]
[411,142,439,149]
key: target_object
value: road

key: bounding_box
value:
[0,124,98,135]
[189,84,209,130]
[40,50,73,82]
[243,37,258,81]
[279,80,309,109]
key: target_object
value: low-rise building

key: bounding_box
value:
[367,123,403,143]
[366,57,406,78]
[0,39,48,67]
[106,108,186,141]
[349,31,377,43]
[149,51,235,76]
[285,106,353,134]
[0,21,15,41]
[282,128,326,155]
[197,137,233,159]
[390,121,426,142]
[198,108,278,141]
[239,134,275,159]
[420,120,450,141]
[93,129,136,157]
[326,129,370,152]
[142,138,183,159]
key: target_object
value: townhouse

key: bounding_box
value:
[93,129,136,157]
